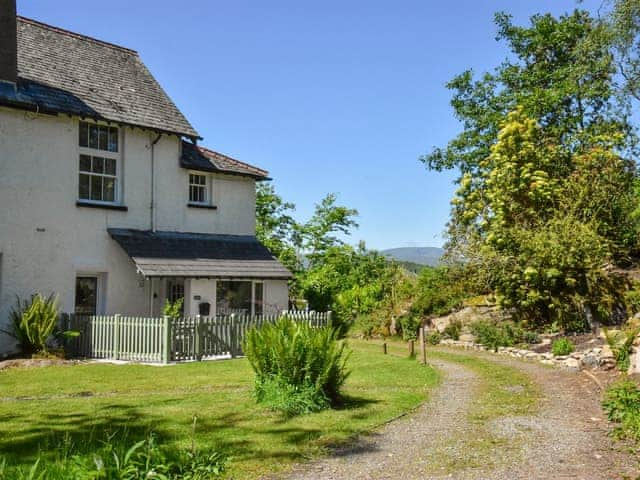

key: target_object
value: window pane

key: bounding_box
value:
[79,122,88,147]
[75,277,97,315]
[92,156,104,174]
[216,281,252,315]
[104,158,116,176]
[79,154,91,172]
[91,176,102,201]
[103,177,115,202]
[108,127,118,152]
[78,174,90,199]
[89,125,99,149]
[198,175,206,185]
[98,127,108,151]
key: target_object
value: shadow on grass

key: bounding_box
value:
[0,394,382,469]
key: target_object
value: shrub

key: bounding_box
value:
[442,320,462,340]
[163,297,184,319]
[604,324,640,372]
[0,432,225,479]
[255,376,329,417]
[6,294,60,355]
[603,379,640,443]
[522,330,541,345]
[551,338,575,356]
[243,318,350,414]
[426,330,441,345]
[398,315,421,341]
[469,320,522,351]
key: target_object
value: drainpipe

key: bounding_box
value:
[149,134,162,231]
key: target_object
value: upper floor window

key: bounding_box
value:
[189,173,208,204]
[78,122,120,203]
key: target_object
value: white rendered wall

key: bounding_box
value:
[0,107,258,354]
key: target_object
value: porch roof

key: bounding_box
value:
[108,228,292,279]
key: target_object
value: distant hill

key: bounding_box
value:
[381,247,444,266]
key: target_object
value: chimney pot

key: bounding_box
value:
[0,0,18,85]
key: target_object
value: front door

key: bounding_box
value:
[75,276,98,315]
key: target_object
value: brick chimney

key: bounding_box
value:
[0,0,17,85]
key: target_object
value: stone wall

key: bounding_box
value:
[439,339,617,372]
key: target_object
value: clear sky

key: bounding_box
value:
[19,0,602,250]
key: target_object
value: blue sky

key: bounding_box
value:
[20,0,602,250]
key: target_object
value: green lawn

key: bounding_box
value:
[0,340,438,479]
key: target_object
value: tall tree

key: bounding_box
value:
[422,10,634,253]
[255,182,301,273]
[301,194,359,266]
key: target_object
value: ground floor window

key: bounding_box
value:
[216,281,264,316]
[75,276,98,315]
[166,278,185,313]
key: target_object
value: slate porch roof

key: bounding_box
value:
[108,228,292,279]
[180,141,270,180]
[0,17,199,139]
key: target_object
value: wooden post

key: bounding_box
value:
[419,326,427,365]
[383,341,387,355]
[409,340,415,357]
[327,310,333,329]
[230,313,237,358]
[162,315,171,364]
[194,315,202,361]
[113,314,121,360]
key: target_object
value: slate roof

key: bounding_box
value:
[0,17,199,139]
[181,141,270,180]
[108,228,292,279]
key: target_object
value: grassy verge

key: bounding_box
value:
[0,340,438,479]
[361,339,541,474]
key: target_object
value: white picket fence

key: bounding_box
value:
[63,310,332,364]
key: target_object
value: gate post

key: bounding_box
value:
[230,313,237,358]
[162,315,172,364]
[195,315,202,361]
[113,314,121,360]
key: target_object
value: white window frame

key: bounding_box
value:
[78,121,121,205]
[188,173,209,205]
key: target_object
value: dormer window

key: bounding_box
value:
[78,122,120,204]
[189,173,208,204]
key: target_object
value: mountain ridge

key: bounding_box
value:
[381,247,444,266]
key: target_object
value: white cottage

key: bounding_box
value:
[0,2,291,354]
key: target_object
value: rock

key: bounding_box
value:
[562,358,581,372]
[459,333,476,343]
[540,359,555,366]
[601,345,614,359]
[581,353,600,368]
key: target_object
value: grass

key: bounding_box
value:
[362,339,541,474]
[0,339,438,479]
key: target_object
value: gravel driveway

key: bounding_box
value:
[283,349,639,480]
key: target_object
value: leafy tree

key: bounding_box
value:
[422,10,634,252]
[606,0,640,102]
[425,8,639,329]
[301,194,359,266]
[256,182,301,273]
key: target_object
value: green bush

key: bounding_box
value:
[603,379,640,443]
[469,320,523,351]
[255,376,329,417]
[398,315,421,341]
[522,330,541,345]
[426,330,441,345]
[551,338,575,356]
[442,320,462,340]
[604,324,640,372]
[243,318,350,414]
[0,432,225,479]
[6,294,60,355]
